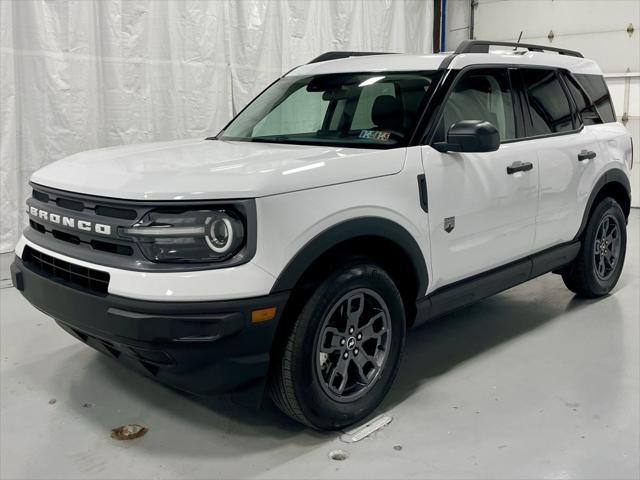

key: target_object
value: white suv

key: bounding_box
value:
[12,40,633,430]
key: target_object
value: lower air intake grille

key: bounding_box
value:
[22,246,110,295]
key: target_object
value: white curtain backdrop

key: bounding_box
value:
[0,0,433,253]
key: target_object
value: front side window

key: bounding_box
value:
[434,68,516,143]
[522,69,574,136]
[220,72,439,148]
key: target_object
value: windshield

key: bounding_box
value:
[219,71,440,148]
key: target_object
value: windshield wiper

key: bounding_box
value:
[250,136,294,143]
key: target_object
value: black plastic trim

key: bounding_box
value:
[507,67,527,140]
[414,241,581,326]
[530,242,581,278]
[12,256,289,394]
[308,51,394,64]
[270,217,429,298]
[437,53,458,70]
[407,69,448,146]
[417,174,429,213]
[412,69,456,146]
[454,39,583,58]
[573,168,632,240]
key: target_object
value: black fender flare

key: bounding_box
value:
[270,216,429,298]
[574,168,631,240]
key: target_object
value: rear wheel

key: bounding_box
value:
[269,262,405,430]
[562,197,627,297]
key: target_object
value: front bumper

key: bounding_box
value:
[11,255,289,395]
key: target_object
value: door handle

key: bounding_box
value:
[577,150,596,161]
[507,161,533,174]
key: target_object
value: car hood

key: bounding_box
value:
[31,138,405,200]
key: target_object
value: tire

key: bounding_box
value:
[562,197,627,297]
[269,262,406,430]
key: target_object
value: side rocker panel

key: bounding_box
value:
[414,241,582,327]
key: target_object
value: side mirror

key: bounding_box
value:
[433,120,500,153]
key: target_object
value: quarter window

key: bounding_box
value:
[435,68,516,142]
[522,69,574,136]
[574,74,616,123]
[562,72,601,126]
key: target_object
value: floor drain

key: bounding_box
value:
[329,449,349,461]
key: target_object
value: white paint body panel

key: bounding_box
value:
[21,51,633,303]
[531,123,632,252]
[253,147,432,290]
[459,0,640,206]
[14,236,276,301]
[533,127,604,251]
[18,149,431,301]
[421,143,538,290]
[30,138,404,201]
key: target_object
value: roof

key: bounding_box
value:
[287,50,602,77]
[290,53,449,76]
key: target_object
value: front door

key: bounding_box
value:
[421,67,539,291]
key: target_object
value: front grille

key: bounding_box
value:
[32,188,138,220]
[22,245,110,295]
[26,186,151,267]
[56,197,84,211]
[32,190,50,203]
[26,183,256,272]
[29,219,133,256]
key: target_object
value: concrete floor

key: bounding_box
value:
[1,211,638,480]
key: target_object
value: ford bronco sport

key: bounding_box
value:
[12,40,633,430]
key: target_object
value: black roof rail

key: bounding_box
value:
[308,51,394,64]
[454,40,583,58]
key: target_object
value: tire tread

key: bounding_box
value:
[269,307,314,427]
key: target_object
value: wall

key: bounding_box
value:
[0,0,433,253]
[445,0,640,207]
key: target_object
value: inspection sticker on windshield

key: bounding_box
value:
[359,130,391,141]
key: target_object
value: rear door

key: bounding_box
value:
[517,68,606,251]
[420,67,539,290]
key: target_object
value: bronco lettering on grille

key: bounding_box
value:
[29,206,112,235]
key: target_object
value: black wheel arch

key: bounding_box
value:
[270,216,429,309]
[574,168,631,241]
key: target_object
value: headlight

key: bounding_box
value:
[121,209,245,263]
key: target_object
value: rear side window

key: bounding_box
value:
[574,74,616,123]
[521,69,574,136]
[562,72,601,126]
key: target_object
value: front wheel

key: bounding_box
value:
[269,262,405,430]
[562,197,627,297]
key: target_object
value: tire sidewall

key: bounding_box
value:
[581,198,627,295]
[290,263,405,430]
